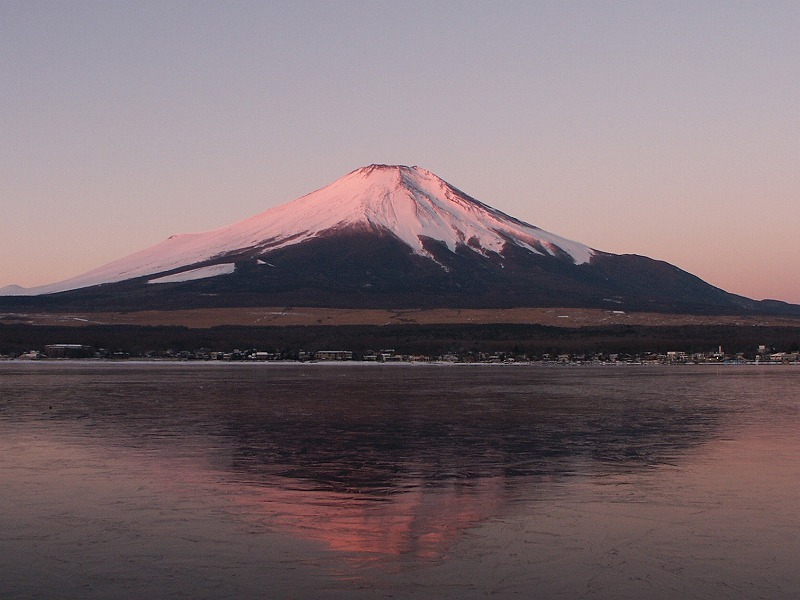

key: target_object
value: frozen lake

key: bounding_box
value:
[1,363,798,599]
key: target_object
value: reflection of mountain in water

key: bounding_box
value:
[216,366,728,492]
[228,475,509,560]
[0,364,747,561]
[15,364,731,493]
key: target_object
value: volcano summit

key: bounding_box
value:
[3,165,796,315]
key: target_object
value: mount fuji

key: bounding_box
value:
[2,164,796,314]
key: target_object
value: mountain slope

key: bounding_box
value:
[3,165,592,296]
[2,164,797,315]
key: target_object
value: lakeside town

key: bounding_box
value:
[6,343,800,365]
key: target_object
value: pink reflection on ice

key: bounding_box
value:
[229,476,509,560]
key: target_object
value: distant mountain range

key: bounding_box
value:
[3,164,798,315]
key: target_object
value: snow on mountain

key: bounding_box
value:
[147,263,236,285]
[0,284,27,296]
[4,165,595,296]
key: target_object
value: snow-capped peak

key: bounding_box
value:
[4,165,595,295]
[224,163,593,264]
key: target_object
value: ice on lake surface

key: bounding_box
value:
[1,363,799,599]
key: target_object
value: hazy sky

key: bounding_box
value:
[2,1,799,302]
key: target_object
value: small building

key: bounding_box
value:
[314,350,353,361]
[44,344,94,359]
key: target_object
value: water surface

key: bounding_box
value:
[1,363,798,598]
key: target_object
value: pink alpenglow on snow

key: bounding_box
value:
[1,165,595,296]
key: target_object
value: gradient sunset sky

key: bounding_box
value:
[2,1,799,302]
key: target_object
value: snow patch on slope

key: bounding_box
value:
[147,263,235,285]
